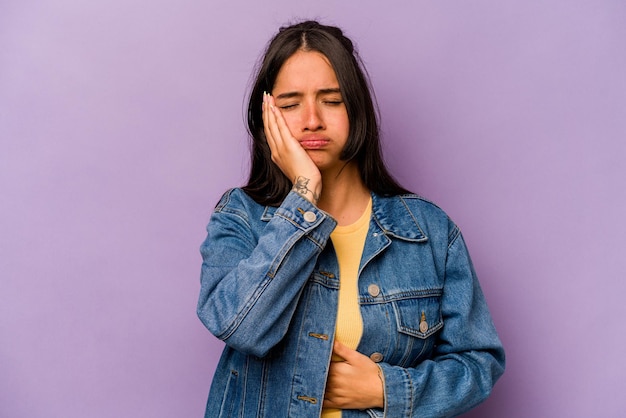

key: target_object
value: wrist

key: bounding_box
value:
[376,366,385,409]
[292,175,321,205]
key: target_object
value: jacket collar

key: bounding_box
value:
[261,192,428,242]
[371,193,428,242]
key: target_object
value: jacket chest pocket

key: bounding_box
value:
[390,291,443,367]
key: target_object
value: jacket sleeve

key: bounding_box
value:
[377,226,505,417]
[197,190,337,358]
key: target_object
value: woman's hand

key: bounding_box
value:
[323,341,385,410]
[262,92,322,204]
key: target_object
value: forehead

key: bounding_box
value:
[273,50,339,92]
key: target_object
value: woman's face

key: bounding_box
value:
[271,50,350,173]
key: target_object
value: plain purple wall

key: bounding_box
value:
[1,1,625,417]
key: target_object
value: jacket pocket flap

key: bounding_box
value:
[393,291,443,339]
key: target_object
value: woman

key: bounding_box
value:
[197,21,505,417]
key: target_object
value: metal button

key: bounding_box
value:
[370,352,384,362]
[367,284,380,297]
[419,321,429,333]
[419,312,429,333]
[303,211,317,222]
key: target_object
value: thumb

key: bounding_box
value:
[333,340,358,362]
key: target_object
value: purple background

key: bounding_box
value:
[2,1,625,417]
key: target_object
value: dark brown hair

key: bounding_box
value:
[243,20,409,205]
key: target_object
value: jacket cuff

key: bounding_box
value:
[274,191,337,246]
[378,362,413,417]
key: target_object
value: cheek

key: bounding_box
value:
[334,112,350,137]
[342,116,350,136]
[281,113,299,134]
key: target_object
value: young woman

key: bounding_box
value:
[197,21,505,417]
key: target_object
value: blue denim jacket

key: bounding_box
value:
[198,188,505,417]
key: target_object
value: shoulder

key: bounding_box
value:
[215,188,254,209]
[376,193,451,222]
[396,194,451,221]
[213,188,267,221]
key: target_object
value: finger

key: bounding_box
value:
[332,340,358,363]
[266,95,285,147]
[323,398,342,409]
[263,93,280,145]
[269,95,297,147]
[262,93,275,148]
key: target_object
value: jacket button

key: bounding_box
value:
[303,211,317,222]
[370,352,384,362]
[420,312,429,333]
[368,284,380,297]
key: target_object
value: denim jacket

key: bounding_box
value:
[197,188,505,418]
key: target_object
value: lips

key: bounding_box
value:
[299,135,330,149]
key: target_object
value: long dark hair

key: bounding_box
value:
[243,20,409,206]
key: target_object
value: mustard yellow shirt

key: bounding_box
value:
[322,198,372,418]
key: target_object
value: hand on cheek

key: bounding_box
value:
[262,92,322,204]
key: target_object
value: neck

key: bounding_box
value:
[317,163,371,226]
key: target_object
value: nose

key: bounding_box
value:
[302,102,324,132]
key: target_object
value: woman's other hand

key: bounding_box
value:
[323,341,385,410]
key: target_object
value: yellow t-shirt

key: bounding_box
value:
[322,198,372,417]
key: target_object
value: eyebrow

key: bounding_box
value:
[275,88,342,100]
